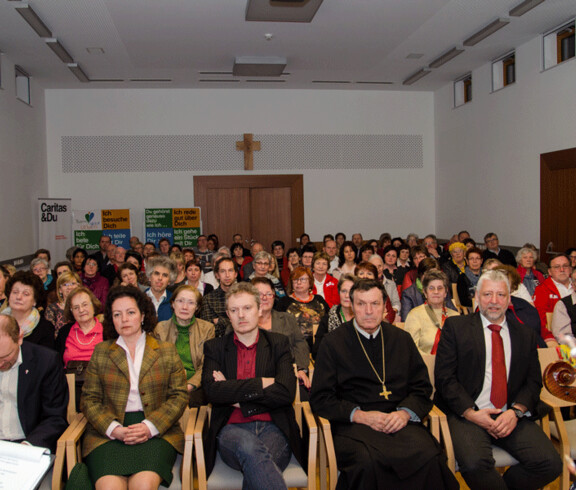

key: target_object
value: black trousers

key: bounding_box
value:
[447,414,562,490]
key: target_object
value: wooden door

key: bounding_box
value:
[194,175,304,250]
[540,147,576,263]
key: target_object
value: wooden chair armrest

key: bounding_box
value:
[317,415,338,490]
[427,405,446,442]
[541,391,575,408]
[193,406,210,490]
[181,407,198,490]
[433,407,456,474]
[52,415,81,490]
[62,414,88,479]
[301,402,318,490]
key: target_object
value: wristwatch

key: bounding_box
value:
[511,407,524,419]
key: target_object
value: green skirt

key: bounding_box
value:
[85,412,177,487]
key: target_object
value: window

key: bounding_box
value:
[543,20,575,70]
[15,65,30,104]
[492,52,515,91]
[454,74,472,108]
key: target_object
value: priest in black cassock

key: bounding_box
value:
[311,279,458,490]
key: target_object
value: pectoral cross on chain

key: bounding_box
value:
[380,384,392,400]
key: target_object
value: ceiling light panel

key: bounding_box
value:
[15,5,52,37]
[509,0,546,17]
[45,39,74,63]
[429,46,465,68]
[246,0,324,22]
[67,63,89,83]
[403,68,431,86]
[464,18,510,46]
[233,56,287,77]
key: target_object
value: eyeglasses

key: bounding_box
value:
[293,277,309,283]
[551,264,571,270]
[63,282,78,288]
[174,299,197,306]
[32,267,47,273]
[259,293,274,299]
[254,261,270,266]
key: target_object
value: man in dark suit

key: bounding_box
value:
[0,314,68,452]
[482,232,517,267]
[202,282,303,489]
[435,269,562,490]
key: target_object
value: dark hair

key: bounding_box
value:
[230,243,245,256]
[465,247,483,260]
[323,234,335,243]
[5,270,45,307]
[354,261,378,279]
[185,259,202,271]
[359,244,374,258]
[462,238,477,247]
[382,245,397,258]
[144,241,156,249]
[302,243,317,254]
[335,232,346,241]
[391,237,405,247]
[349,279,387,303]
[410,245,430,259]
[170,244,183,253]
[103,286,157,340]
[33,248,51,262]
[0,264,11,280]
[550,253,571,267]
[271,240,285,250]
[565,247,576,257]
[64,286,102,323]
[208,234,219,249]
[158,238,171,246]
[215,256,238,274]
[73,248,88,261]
[338,241,358,267]
[54,261,74,276]
[300,233,310,242]
[417,257,440,279]
[82,255,101,274]
[483,232,497,243]
[397,243,410,254]
[286,247,301,258]
[251,276,275,291]
[125,250,143,269]
[117,262,140,281]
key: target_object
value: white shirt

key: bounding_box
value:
[475,314,512,410]
[329,257,339,274]
[0,349,26,441]
[314,276,326,299]
[105,332,159,438]
[146,289,167,314]
[552,279,573,298]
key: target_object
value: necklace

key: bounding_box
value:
[75,324,97,346]
[354,326,391,399]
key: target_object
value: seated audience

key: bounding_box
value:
[249,251,286,298]
[482,232,517,267]
[154,284,215,407]
[45,270,81,336]
[202,282,304,489]
[145,255,176,322]
[311,251,339,307]
[368,255,401,317]
[534,254,573,347]
[72,247,88,274]
[53,260,74,278]
[401,245,429,292]
[277,266,329,351]
[81,255,110,305]
[323,239,339,273]
[56,286,103,367]
[400,258,445,321]
[551,269,576,344]
[124,251,149,287]
[116,262,147,291]
[354,261,396,323]
[516,246,545,297]
[231,242,250,279]
[314,273,355,358]
[271,240,288,275]
[405,270,459,354]
[81,286,188,489]
[381,245,401,284]
[442,242,467,284]
[30,257,55,294]
[359,243,375,263]
[184,259,213,296]
[252,277,311,390]
[0,314,68,452]
[240,242,263,279]
[2,271,54,349]
[0,265,10,313]
[395,243,411,284]
[456,247,483,307]
[311,279,458,489]
[332,241,358,280]
[300,244,317,269]
[435,270,561,490]
[199,257,238,337]
[168,252,187,291]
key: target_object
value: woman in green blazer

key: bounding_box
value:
[81,286,188,489]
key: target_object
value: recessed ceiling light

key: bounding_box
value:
[406,53,424,59]
[86,47,105,55]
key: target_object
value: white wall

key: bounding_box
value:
[45,88,436,245]
[435,35,576,246]
[0,54,47,261]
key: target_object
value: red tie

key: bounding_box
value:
[488,324,507,409]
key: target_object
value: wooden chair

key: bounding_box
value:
[51,407,197,490]
[546,312,554,333]
[316,353,445,490]
[538,346,575,490]
[194,401,318,490]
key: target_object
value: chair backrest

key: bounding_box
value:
[546,312,554,332]
[451,284,461,308]
[421,352,436,395]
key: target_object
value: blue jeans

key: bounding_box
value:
[217,421,291,490]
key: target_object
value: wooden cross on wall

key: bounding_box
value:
[236,133,261,171]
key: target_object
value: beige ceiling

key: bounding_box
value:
[0,0,574,90]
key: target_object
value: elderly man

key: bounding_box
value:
[199,257,238,337]
[145,255,176,321]
[241,242,264,279]
[311,279,458,489]
[534,253,573,346]
[0,315,68,451]
[482,233,517,267]
[201,282,303,490]
[435,270,561,490]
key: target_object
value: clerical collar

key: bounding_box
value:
[353,319,380,339]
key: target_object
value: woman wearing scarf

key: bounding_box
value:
[442,241,468,284]
[154,284,215,407]
[405,270,459,354]
[1,270,55,349]
[456,247,484,307]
